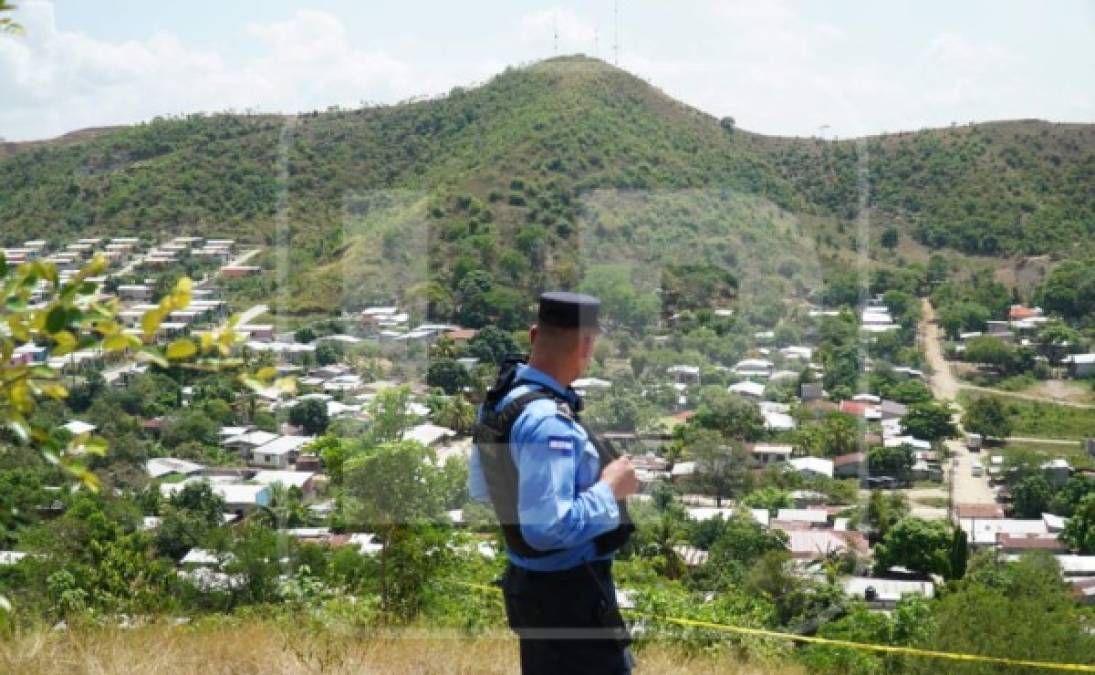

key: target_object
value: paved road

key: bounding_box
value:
[920,299,998,508]
[236,303,269,326]
[225,248,262,268]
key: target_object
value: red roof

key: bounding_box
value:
[671,410,696,423]
[996,533,1066,551]
[445,328,478,341]
[1008,305,1039,320]
[839,400,871,417]
[955,503,1005,519]
[833,452,865,467]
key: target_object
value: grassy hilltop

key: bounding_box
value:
[1,55,1092,315]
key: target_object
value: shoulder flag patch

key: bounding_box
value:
[548,435,575,456]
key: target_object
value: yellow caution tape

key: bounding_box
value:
[446,580,1095,673]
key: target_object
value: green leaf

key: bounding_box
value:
[138,349,169,368]
[45,305,68,333]
[165,338,198,360]
[52,330,77,356]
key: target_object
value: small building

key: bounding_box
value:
[116,284,153,301]
[774,508,830,527]
[788,456,834,479]
[667,365,701,385]
[402,423,458,448]
[800,383,825,402]
[250,436,312,469]
[842,577,934,610]
[996,533,1067,554]
[251,470,317,496]
[749,443,793,467]
[1042,458,1073,488]
[833,452,866,479]
[959,518,1048,548]
[1062,354,1095,379]
[732,359,773,379]
[729,381,766,398]
[146,457,205,480]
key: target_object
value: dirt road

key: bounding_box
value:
[920,299,998,508]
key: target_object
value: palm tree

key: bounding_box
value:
[435,395,476,435]
[0,2,22,36]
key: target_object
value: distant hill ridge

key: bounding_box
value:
[1,55,1091,312]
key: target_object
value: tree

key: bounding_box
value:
[859,490,909,540]
[344,440,448,616]
[1035,322,1084,364]
[915,552,1095,673]
[707,511,788,579]
[160,410,219,448]
[880,226,899,251]
[962,396,1013,440]
[425,358,472,395]
[691,386,765,442]
[900,401,957,441]
[719,116,736,133]
[872,517,953,578]
[1062,493,1095,553]
[1011,474,1054,518]
[364,386,415,445]
[466,325,518,367]
[315,342,339,366]
[947,527,969,580]
[1036,257,1095,324]
[154,482,226,560]
[964,335,1015,370]
[868,445,914,484]
[888,379,933,404]
[289,398,329,435]
[684,428,748,507]
[432,394,476,435]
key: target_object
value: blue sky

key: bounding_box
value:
[2,0,1092,141]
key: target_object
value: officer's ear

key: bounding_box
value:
[578,331,597,359]
[529,323,540,346]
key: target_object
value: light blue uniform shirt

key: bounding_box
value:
[468,364,620,572]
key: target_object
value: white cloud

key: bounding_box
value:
[0,3,484,141]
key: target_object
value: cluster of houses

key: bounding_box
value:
[953,303,1094,379]
[3,235,238,378]
[953,502,1093,603]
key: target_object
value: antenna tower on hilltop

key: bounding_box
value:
[613,0,620,65]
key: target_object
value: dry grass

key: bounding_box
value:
[0,621,802,675]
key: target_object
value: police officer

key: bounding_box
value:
[469,291,639,675]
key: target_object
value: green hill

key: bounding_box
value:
[1,55,1091,316]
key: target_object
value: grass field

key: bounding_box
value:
[0,621,800,675]
[960,392,1095,440]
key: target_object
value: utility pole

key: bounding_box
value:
[613,0,620,65]
[553,13,558,55]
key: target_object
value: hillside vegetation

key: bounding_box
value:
[1,56,1092,317]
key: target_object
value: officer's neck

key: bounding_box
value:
[526,353,578,389]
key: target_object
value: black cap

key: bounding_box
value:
[538,291,601,331]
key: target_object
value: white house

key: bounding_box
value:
[750,444,793,467]
[788,457,834,479]
[403,423,458,448]
[250,435,313,469]
[729,381,766,398]
[1063,353,1095,378]
[732,358,773,378]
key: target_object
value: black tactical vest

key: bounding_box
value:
[472,356,634,559]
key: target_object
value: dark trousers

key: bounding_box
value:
[502,560,633,675]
